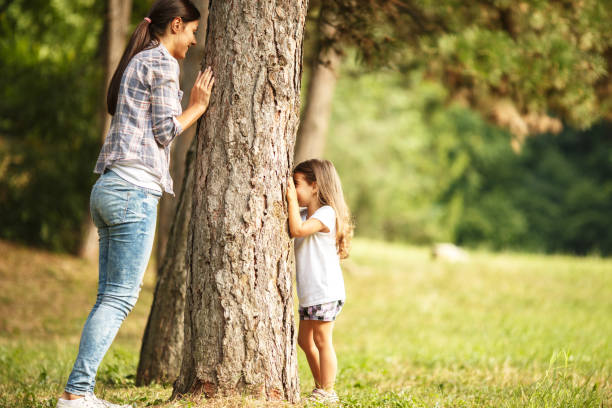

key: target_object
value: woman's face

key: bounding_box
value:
[172,19,199,60]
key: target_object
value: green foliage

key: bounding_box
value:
[327,66,612,255]
[0,0,104,252]
[421,1,609,129]
[451,120,612,254]
[327,0,612,131]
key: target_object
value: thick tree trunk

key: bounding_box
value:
[156,0,209,264]
[80,0,132,260]
[172,0,307,402]
[136,137,197,385]
[293,2,342,163]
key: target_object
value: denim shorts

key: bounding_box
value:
[299,300,344,321]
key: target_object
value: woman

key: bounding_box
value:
[57,1,213,407]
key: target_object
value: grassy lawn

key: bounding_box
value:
[0,238,610,407]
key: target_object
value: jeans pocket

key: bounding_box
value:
[91,185,129,227]
[125,190,159,222]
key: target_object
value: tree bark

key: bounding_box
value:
[293,1,342,163]
[136,136,197,385]
[80,0,132,260]
[172,0,307,402]
[156,0,209,264]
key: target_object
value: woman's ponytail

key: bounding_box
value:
[106,0,201,115]
[107,19,153,115]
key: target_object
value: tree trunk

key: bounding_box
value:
[156,0,209,264]
[293,1,342,164]
[172,0,307,402]
[136,136,197,385]
[80,0,132,260]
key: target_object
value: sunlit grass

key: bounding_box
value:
[0,238,610,407]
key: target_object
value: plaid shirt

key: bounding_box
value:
[94,43,183,195]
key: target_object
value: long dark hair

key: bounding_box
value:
[107,0,200,115]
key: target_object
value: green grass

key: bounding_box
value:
[0,238,610,407]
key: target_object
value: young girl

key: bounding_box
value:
[57,1,213,407]
[286,159,354,404]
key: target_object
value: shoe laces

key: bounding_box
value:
[309,388,339,402]
[77,394,106,408]
[85,393,132,408]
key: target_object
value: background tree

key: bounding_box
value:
[293,0,343,163]
[172,0,307,401]
[80,0,132,260]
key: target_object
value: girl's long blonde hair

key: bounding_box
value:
[293,159,354,259]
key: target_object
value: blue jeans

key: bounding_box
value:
[65,171,161,395]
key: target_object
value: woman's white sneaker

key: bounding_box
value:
[91,393,133,408]
[56,393,132,408]
[56,393,105,408]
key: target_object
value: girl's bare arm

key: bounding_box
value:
[286,178,326,238]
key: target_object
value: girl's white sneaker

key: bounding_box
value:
[308,388,340,404]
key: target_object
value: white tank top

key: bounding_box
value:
[109,159,163,194]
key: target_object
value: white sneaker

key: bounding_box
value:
[93,394,133,408]
[307,388,324,401]
[56,393,132,408]
[308,388,340,404]
[56,393,106,408]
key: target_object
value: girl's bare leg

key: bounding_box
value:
[298,319,321,388]
[312,321,336,391]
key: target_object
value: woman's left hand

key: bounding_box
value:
[189,66,214,112]
[177,67,214,132]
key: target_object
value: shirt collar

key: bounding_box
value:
[157,42,178,62]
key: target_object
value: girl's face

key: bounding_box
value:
[293,172,317,207]
[171,19,199,60]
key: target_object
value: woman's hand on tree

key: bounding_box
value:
[175,67,214,132]
[189,66,214,112]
